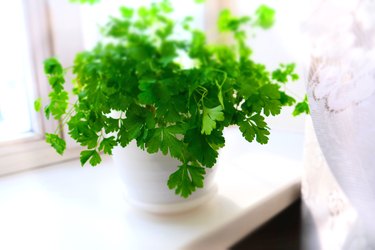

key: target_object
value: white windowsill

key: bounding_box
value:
[0,140,82,176]
[0,128,304,250]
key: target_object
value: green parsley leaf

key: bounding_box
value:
[272,63,299,83]
[90,151,101,166]
[238,120,255,142]
[293,95,310,116]
[34,98,42,112]
[45,133,66,155]
[47,91,69,120]
[80,150,94,165]
[44,105,51,119]
[167,163,206,198]
[206,130,225,150]
[189,31,208,59]
[279,92,296,106]
[243,84,282,116]
[218,9,250,32]
[99,136,117,155]
[160,0,174,13]
[67,112,100,149]
[260,84,281,116]
[80,150,101,166]
[146,126,185,160]
[255,5,275,29]
[239,115,270,144]
[138,80,171,105]
[185,129,217,167]
[43,57,69,119]
[122,106,154,141]
[48,75,65,93]
[120,7,134,19]
[44,58,63,75]
[250,114,268,128]
[201,105,225,135]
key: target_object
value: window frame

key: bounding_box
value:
[0,0,83,176]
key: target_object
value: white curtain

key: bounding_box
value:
[302,0,375,249]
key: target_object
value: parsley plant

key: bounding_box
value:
[36,0,308,198]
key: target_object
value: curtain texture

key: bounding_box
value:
[302,0,375,249]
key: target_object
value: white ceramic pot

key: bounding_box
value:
[112,142,217,214]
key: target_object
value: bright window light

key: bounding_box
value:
[80,0,205,49]
[0,0,35,142]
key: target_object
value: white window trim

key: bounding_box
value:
[26,0,56,136]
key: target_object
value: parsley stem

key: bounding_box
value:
[53,100,77,135]
[119,111,124,127]
[96,131,105,152]
[211,68,227,85]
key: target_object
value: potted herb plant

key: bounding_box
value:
[35,0,308,212]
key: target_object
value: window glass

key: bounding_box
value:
[80,0,205,49]
[0,0,36,141]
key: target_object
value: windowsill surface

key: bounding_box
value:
[0,128,303,250]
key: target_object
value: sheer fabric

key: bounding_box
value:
[303,0,375,249]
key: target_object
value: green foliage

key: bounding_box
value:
[293,95,310,116]
[218,9,251,33]
[99,136,117,154]
[201,106,225,135]
[239,114,270,144]
[37,0,307,198]
[185,128,218,168]
[168,163,205,198]
[80,150,101,166]
[146,125,186,160]
[34,98,42,112]
[255,5,275,29]
[43,58,69,120]
[45,133,66,155]
[272,63,299,83]
[44,58,63,75]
